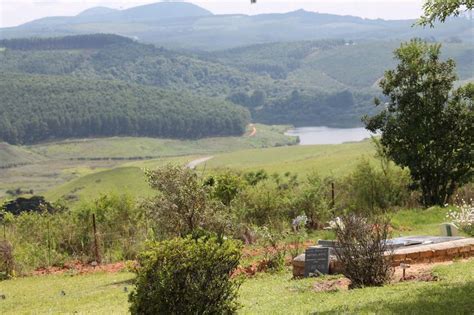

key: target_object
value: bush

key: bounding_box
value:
[144,165,230,239]
[334,215,393,288]
[341,159,411,215]
[232,179,293,228]
[129,235,242,315]
[205,171,246,206]
[295,173,330,229]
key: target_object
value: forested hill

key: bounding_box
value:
[1,34,472,133]
[0,73,250,144]
[0,34,266,98]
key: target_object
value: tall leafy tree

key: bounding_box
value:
[364,39,473,206]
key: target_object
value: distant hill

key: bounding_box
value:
[0,73,250,144]
[0,2,471,50]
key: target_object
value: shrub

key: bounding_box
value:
[129,235,242,315]
[205,171,246,206]
[341,159,411,215]
[295,173,330,229]
[334,215,393,288]
[232,179,293,228]
[144,165,230,239]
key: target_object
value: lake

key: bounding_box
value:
[285,126,375,145]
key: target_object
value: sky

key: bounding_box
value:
[0,0,425,28]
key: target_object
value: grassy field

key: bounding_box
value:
[27,124,296,160]
[200,139,376,177]
[42,138,377,204]
[0,124,296,198]
[44,156,193,203]
[1,259,473,314]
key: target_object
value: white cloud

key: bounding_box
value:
[0,0,424,28]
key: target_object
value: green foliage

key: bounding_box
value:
[0,34,133,50]
[129,236,242,315]
[205,171,246,206]
[341,159,411,215]
[256,227,286,272]
[0,73,250,144]
[365,39,473,206]
[3,194,145,271]
[75,194,146,261]
[232,180,290,228]
[295,173,330,229]
[419,0,473,26]
[144,165,230,239]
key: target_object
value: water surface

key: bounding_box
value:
[285,126,375,145]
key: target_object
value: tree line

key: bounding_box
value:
[0,34,133,50]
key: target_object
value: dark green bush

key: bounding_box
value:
[129,236,243,315]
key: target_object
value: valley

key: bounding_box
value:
[0,2,473,314]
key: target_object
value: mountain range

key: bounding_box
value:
[1,2,472,50]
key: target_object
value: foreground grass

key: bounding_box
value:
[0,272,134,314]
[1,259,473,314]
[240,259,474,314]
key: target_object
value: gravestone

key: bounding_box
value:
[440,223,458,237]
[304,246,330,277]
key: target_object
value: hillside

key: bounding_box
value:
[0,143,42,168]
[0,34,268,98]
[0,73,250,144]
[0,2,472,50]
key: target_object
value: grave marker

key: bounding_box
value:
[304,246,330,277]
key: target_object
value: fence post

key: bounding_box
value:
[47,219,51,267]
[331,182,335,208]
[92,213,101,264]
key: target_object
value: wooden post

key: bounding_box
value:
[331,182,335,208]
[47,219,51,266]
[92,213,101,264]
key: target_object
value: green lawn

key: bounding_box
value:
[1,259,473,314]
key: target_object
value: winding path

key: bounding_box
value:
[186,156,214,169]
